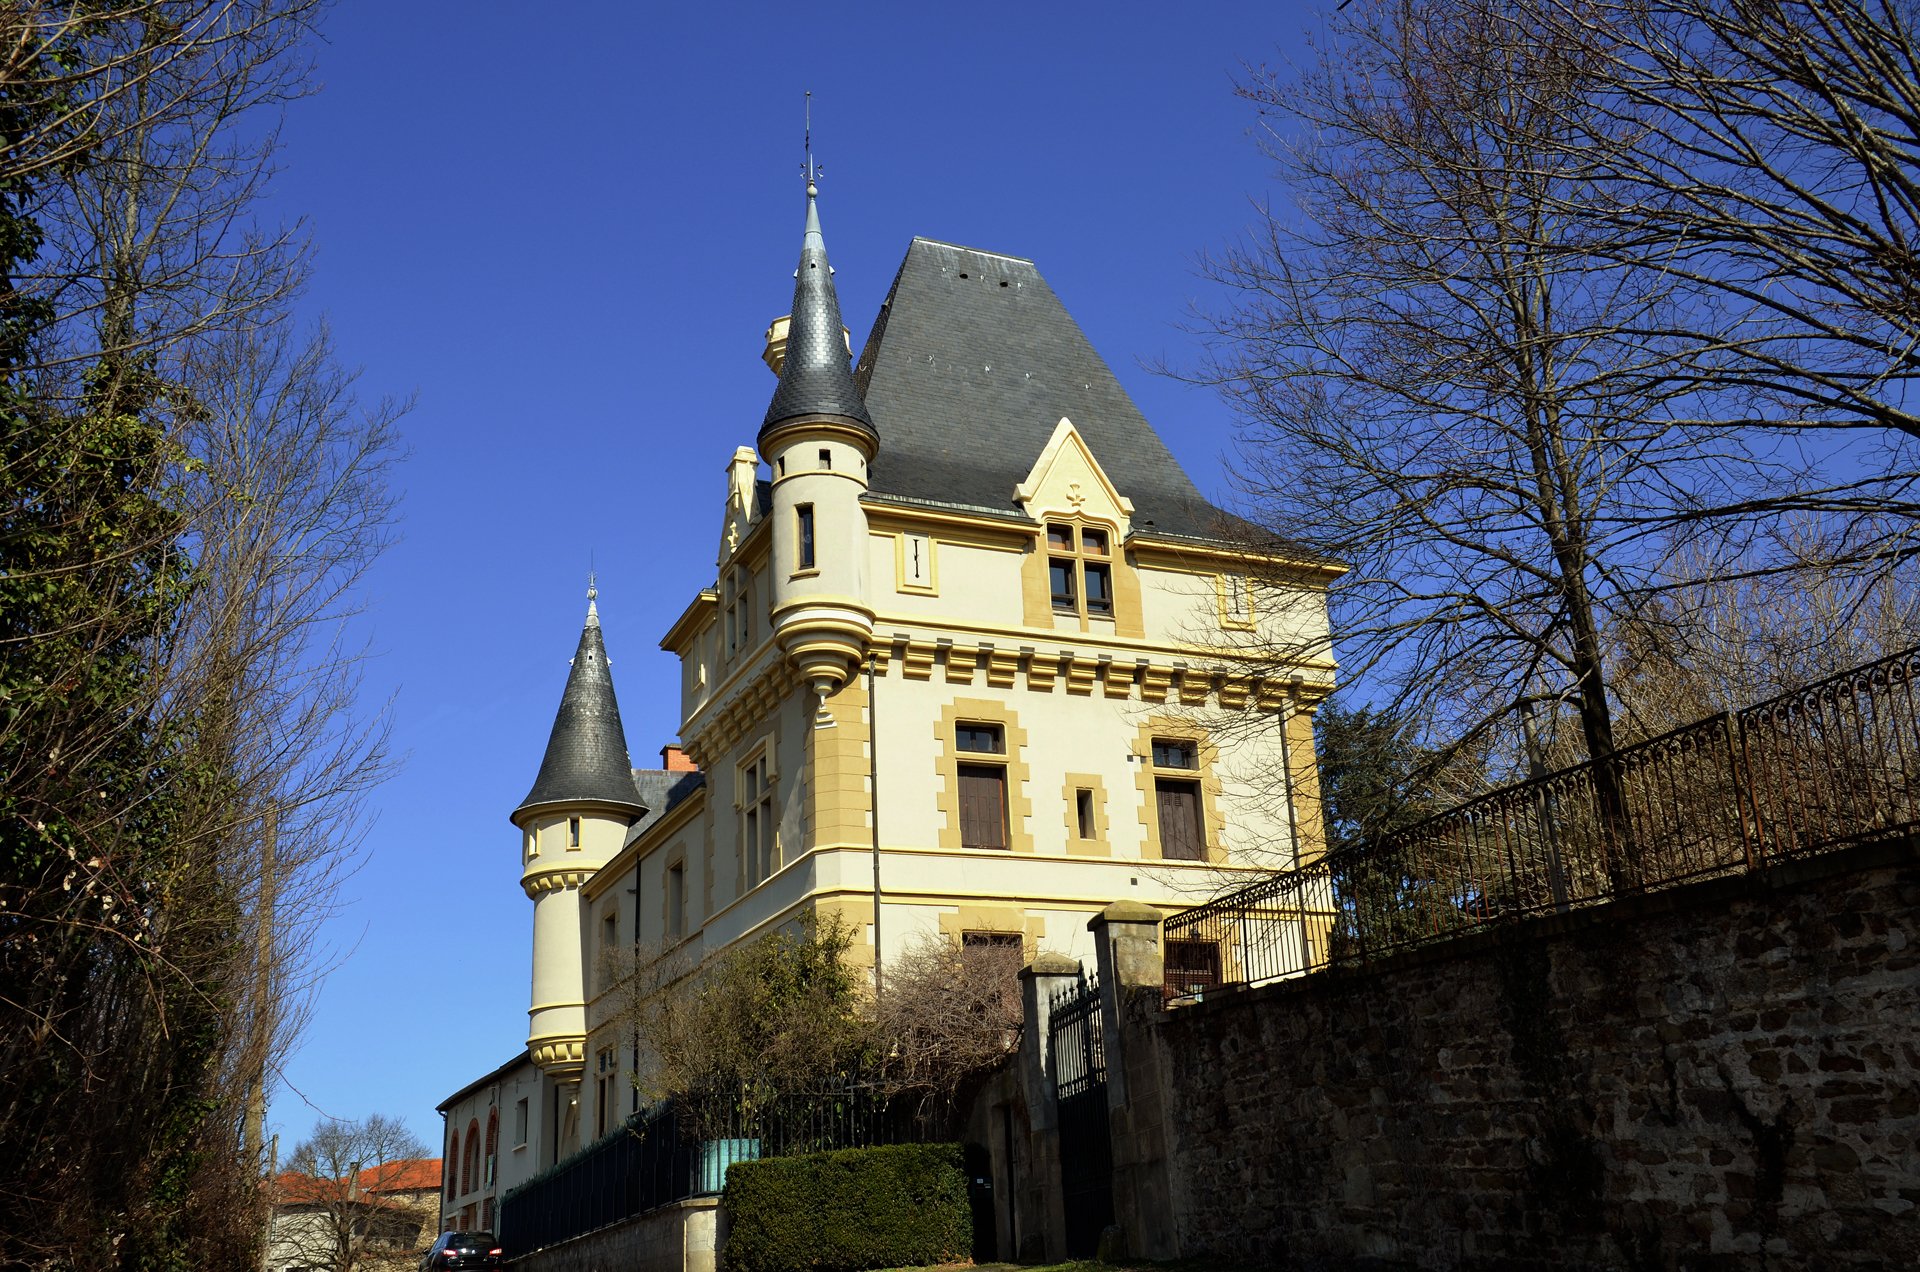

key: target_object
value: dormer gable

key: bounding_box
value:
[1013,417,1136,538]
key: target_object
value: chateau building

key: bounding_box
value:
[443,177,1339,1170]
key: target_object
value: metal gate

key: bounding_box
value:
[1050,970,1113,1258]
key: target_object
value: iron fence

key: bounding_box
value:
[497,1082,927,1258]
[1164,645,1920,995]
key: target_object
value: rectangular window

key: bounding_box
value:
[741,750,775,886]
[958,763,1009,849]
[1075,788,1096,839]
[568,816,581,848]
[818,447,832,470]
[797,505,815,570]
[1047,522,1115,618]
[1156,778,1205,860]
[1152,738,1198,769]
[668,862,686,939]
[1084,561,1113,616]
[956,723,1004,754]
[1164,938,1222,998]
[514,1099,528,1147]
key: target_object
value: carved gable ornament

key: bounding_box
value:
[716,445,759,568]
[1013,417,1135,537]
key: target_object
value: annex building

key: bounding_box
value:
[437,179,1338,1227]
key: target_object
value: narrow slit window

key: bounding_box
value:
[818,447,832,470]
[797,504,815,570]
[1075,788,1096,839]
[568,816,581,848]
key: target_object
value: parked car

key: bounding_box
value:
[421,1231,503,1271]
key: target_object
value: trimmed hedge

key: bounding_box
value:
[720,1142,970,1272]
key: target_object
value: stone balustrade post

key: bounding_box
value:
[1017,952,1082,1261]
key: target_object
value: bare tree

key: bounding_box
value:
[1199,0,1785,790]
[0,5,398,1264]
[273,1115,435,1272]
[602,917,872,1139]
[871,935,1023,1131]
[1557,1,1920,447]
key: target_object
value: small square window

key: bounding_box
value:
[818,448,832,470]
[1080,527,1109,556]
[1046,523,1073,551]
[957,723,1005,754]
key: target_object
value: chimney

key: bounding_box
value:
[660,745,697,773]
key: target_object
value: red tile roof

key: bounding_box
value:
[269,1158,442,1206]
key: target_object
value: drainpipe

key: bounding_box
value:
[867,651,884,1002]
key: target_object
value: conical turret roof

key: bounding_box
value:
[515,592,647,820]
[760,182,876,444]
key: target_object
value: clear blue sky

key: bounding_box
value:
[264,1,1324,1152]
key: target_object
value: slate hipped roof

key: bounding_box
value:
[854,238,1236,542]
[761,186,875,443]
[516,598,647,818]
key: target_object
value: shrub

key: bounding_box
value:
[721,1142,970,1272]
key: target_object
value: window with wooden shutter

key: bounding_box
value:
[1156,778,1205,860]
[958,763,1008,849]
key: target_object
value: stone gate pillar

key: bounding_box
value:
[1089,901,1177,1260]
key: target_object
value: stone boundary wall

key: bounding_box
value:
[1141,840,1919,1270]
[508,1197,717,1272]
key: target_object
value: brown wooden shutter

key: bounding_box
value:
[959,763,1009,848]
[1157,779,1204,860]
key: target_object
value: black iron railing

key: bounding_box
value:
[1163,645,1920,994]
[498,1083,926,1258]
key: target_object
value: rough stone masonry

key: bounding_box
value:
[1143,838,1920,1270]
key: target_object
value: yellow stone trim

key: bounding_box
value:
[1061,773,1112,857]
[1025,650,1058,692]
[984,647,1021,688]
[662,589,720,654]
[891,530,940,595]
[943,644,977,684]
[1216,571,1257,632]
[935,905,1046,958]
[521,868,593,898]
[1129,535,1346,582]
[862,501,1033,550]
[900,640,937,680]
[1284,704,1329,863]
[933,697,1037,854]
[1132,716,1229,865]
[1102,660,1136,699]
[1064,656,1098,696]
[806,676,871,862]
[1178,669,1211,706]
[865,607,1339,674]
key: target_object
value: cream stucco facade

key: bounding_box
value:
[452,203,1341,1166]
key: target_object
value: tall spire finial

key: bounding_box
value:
[804,91,817,197]
[586,568,599,626]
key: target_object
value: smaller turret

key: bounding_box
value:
[758,171,877,699]
[514,582,645,1089]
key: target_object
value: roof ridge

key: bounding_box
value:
[907,237,1037,265]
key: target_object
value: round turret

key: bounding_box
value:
[757,180,878,697]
